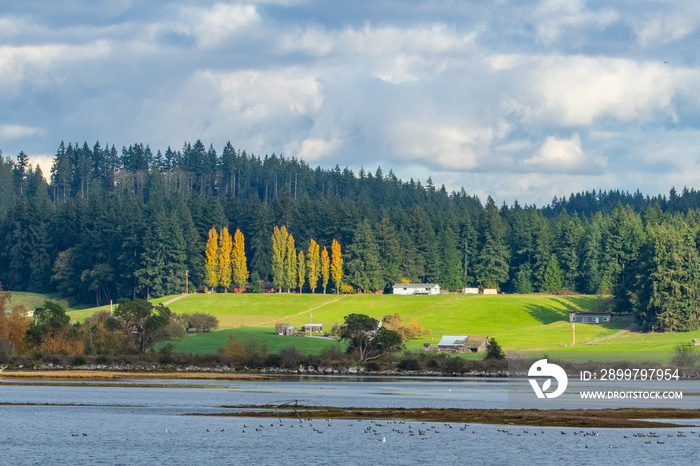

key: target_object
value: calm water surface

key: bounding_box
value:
[1,376,698,465]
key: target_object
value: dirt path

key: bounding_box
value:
[162,294,190,306]
[585,322,640,345]
[255,295,347,327]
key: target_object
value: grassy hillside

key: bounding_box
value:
[67,292,700,356]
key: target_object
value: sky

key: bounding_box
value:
[2,0,700,206]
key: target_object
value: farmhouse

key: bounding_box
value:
[275,323,291,335]
[392,283,441,295]
[568,310,611,324]
[436,335,490,353]
[301,323,323,333]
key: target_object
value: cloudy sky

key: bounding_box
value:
[2,0,700,205]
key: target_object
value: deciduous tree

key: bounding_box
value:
[204,227,219,290]
[232,229,248,291]
[307,239,320,293]
[331,239,343,294]
[218,227,233,291]
[321,246,330,294]
[271,225,288,293]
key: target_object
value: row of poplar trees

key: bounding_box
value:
[203,225,343,293]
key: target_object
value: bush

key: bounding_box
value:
[279,346,304,369]
[71,355,87,366]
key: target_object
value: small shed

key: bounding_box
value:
[466,335,490,353]
[482,288,498,295]
[275,323,291,335]
[569,310,611,324]
[463,287,479,294]
[285,326,297,336]
[437,335,469,353]
[302,323,323,333]
[392,283,441,295]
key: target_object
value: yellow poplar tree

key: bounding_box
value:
[218,228,233,292]
[204,227,219,290]
[271,225,288,293]
[321,246,330,294]
[297,250,306,293]
[284,234,297,293]
[232,229,248,291]
[331,239,343,294]
[307,239,320,293]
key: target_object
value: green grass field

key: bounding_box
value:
[18,290,696,357]
[155,327,345,355]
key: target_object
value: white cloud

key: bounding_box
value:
[286,137,342,162]
[633,15,699,47]
[201,68,323,119]
[0,124,40,139]
[387,121,507,171]
[0,42,110,96]
[524,133,602,174]
[533,0,619,44]
[492,54,689,126]
[174,3,260,49]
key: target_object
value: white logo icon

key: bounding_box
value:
[528,359,568,399]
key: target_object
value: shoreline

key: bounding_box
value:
[192,405,700,428]
[0,370,274,381]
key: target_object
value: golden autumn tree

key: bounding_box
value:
[204,227,219,290]
[321,246,330,294]
[271,225,288,293]
[297,250,306,293]
[218,228,233,292]
[284,234,297,293]
[231,229,249,292]
[307,239,320,293]
[331,239,343,294]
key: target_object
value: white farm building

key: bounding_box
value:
[392,283,441,295]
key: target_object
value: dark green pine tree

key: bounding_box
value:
[635,221,700,331]
[579,214,604,294]
[554,210,583,291]
[177,202,204,288]
[513,266,533,294]
[532,214,552,291]
[346,219,384,293]
[475,197,510,289]
[375,215,401,289]
[541,254,564,293]
[440,226,463,291]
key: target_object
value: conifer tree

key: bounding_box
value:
[284,234,297,292]
[271,225,288,293]
[297,250,306,293]
[542,254,563,293]
[231,229,248,291]
[204,227,219,290]
[321,246,330,294]
[331,239,343,294]
[307,239,320,293]
[218,228,233,292]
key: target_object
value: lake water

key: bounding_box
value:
[1,376,699,465]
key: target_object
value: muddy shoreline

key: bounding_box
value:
[0,370,273,381]
[192,404,700,428]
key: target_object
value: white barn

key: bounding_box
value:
[392,283,441,295]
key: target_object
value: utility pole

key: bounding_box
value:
[308,313,313,337]
[185,270,189,294]
[572,322,576,346]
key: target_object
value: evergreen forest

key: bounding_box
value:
[3,140,700,332]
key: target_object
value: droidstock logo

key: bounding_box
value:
[528,359,568,399]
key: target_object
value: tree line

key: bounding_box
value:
[2,141,700,331]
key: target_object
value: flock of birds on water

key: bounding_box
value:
[62,419,696,449]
